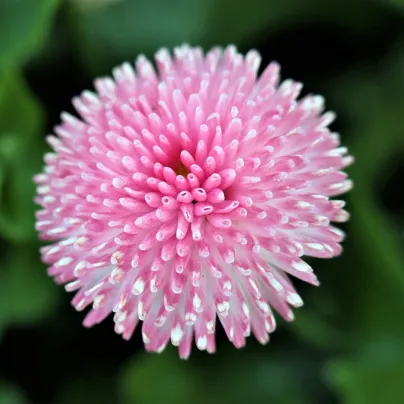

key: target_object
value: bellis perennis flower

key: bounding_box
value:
[35,45,353,358]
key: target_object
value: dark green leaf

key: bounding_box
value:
[119,345,318,404]
[285,53,404,351]
[326,339,404,404]
[0,244,59,326]
[55,373,118,404]
[68,0,382,75]
[201,346,313,404]
[0,381,26,404]
[0,0,60,69]
[326,56,404,337]
[119,348,209,404]
[0,72,47,242]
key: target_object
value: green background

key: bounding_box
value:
[0,0,403,402]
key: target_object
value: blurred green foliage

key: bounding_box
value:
[119,346,317,404]
[0,0,60,69]
[0,0,403,403]
[69,0,383,75]
[0,73,45,242]
[0,245,59,331]
[0,381,26,404]
[327,339,404,404]
[120,349,212,404]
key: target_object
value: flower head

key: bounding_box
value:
[35,45,353,358]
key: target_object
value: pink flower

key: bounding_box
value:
[35,45,353,358]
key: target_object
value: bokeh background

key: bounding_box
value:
[0,0,403,402]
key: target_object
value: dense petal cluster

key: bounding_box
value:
[35,45,353,358]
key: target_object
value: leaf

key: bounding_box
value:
[289,310,343,351]
[119,345,317,404]
[0,244,59,327]
[0,0,60,69]
[201,346,313,404]
[377,0,404,12]
[325,55,404,337]
[0,72,43,140]
[119,348,209,404]
[0,72,47,242]
[204,0,381,46]
[68,0,209,74]
[55,373,118,404]
[70,0,123,12]
[0,381,26,404]
[284,53,404,351]
[68,0,382,75]
[0,135,47,242]
[326,339,404,404]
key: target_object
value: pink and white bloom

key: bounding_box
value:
[35,45,353,358]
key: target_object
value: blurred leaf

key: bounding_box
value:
[287,281,348,350]
[68,0,382,75]
[379,0,404,12]
[0,72,42,141]
[206,0,381,45]
[290,310,342,351]
[0,244,59,326]
[326,54,404,337]
[70,0,123,12]
[311,52,404,404]
[68,0,210,74]
[0,381,26,404]
[202,346,313,404]
[0,0,60,69]
[326,339,404,404]
[0,135,47,242]
[119,348,209,404]
[0,72,46,242]
[119,345,317,404]
[55,373,117,404]
[286,52,404,352]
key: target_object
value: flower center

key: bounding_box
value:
[175,163,189,177]
[174,163,197,203]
